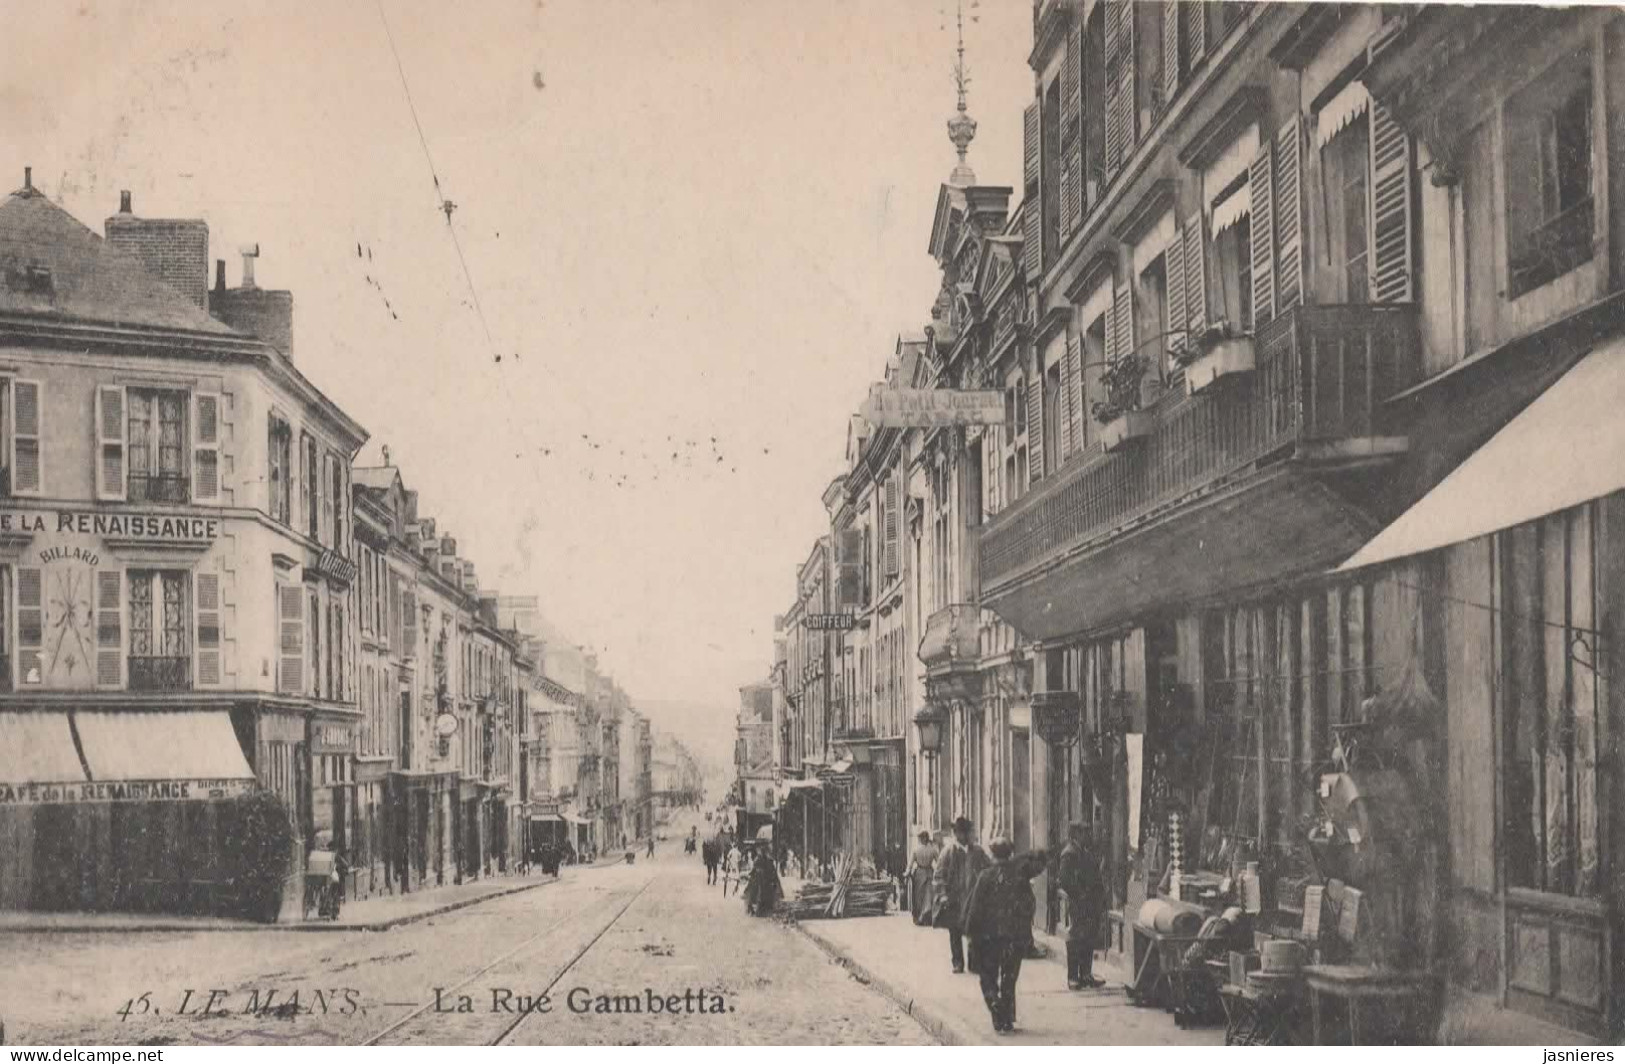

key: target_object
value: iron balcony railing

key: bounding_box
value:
[128,473,191,504]
[129,655,192,692]
[981,303,1418,590]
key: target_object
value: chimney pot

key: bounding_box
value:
[238,244,260,289]
[214,259,227,293]
[23,167,32,191]
[119,190,132,213]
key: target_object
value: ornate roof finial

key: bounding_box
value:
[947,0,978,186]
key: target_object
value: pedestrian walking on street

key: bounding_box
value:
[702,838,720,883]
[647,835,655,858]
[746,846,782,916]
[907,830,940,926]
[722,841,743,896]
[964,837,1041,1035]
[930,817,989,974]
[1058,822,1108,990]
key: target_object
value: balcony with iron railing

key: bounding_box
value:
[981,304,1417,610]
[128,473,191,504]
[129,655,192,692]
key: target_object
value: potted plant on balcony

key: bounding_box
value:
[1179,319,1256,394]
[1091,354,1153,451]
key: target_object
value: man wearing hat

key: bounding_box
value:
[963,836,1039,1034]
[931,816,990,974]
[1058,821,1107,989]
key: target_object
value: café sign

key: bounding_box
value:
[0,508,220,542]
[0,778,253,806]
[859,389,1006,428]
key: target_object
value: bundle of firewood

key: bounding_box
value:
[778,854,893,919]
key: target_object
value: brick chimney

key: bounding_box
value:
[209,244,295,359]
[103,191,211,310]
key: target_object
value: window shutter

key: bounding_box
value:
[1369,101,1414,303]
[883,476,900,578]
[1273,117,1305,314]
[1163,0,1182,104]
[196,571,220,686]
[1104,0,1135,177]
[93,385,127,500]
[1026,365,1045,483]
[1249,143,1276,327]
[402,588,418,655]
[278,583,304,694]
[12,380,42,495]
[95,569,121,687]
[1023,102,1043,279]
[1113,278,1135,371]
[1165,225,1187,358]
[192,393,220,502]
[1185,0,1207,68]
[1103,294,1119,365]
[1183,212,1208,337]
[18,566,42,685]
[1061,26,1084,235]
[320,453,334,546]
[1062,327,1082,457]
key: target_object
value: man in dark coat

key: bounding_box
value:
[702,838,720,884]
[964,837,1041,1034]
[1058,821,1107,989]
[931,816,990,974]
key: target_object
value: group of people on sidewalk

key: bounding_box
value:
[906,818,1106,1035]
[700,830,783,917]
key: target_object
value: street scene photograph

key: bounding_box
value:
[2,0,1624,1049]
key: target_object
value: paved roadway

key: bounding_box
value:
[0,817,933,1046]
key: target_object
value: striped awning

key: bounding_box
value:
[1202,123,1260,216]
[1317,79,1372,149]
[1211,182,1252,238]
[0,712,86,786]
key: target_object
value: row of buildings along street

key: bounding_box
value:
[0,176,703,921]
[741,1,1625,1043]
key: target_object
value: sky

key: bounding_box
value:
[3,0,1034,750]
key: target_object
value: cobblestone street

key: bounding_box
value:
[0,828,933,1046]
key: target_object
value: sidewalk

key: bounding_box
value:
[793,907,1223,1046]
[0,867,570,934]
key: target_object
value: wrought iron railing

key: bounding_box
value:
[129,655,192,692]
[980,304,1417,588]
[128,473,190,504]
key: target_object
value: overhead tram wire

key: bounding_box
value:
[374,0,501,362]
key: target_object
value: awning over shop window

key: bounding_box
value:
[0,712,86,785]
[74,710,254,783]
[1339,337,1625,572]
[563,813,592,825]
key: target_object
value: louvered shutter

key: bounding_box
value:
[1103,294,1118,366]
[1165,225,1187,358]
[883,476,900,578]
[95,569,121,687]
[193,393,220,502]
[1248,143,1276,327]
[18,566,42,684]
[1369,101,1414,303]
[1183,213,1208,337]
[1163,0,1182,104]
[1113,279,1135,371]
[1104,0,1136,177]
[1273,117,1305,314]
[1026,371,1044,483]
[1061,27,1083,236]
[196,570,220,686]
[11,381,41,495]
[1023,102,1043,279]
[402,588,418,656]
[95,385,125,500]
[1058,163,1074,244]
[320,453,334,546]
[1062,328,1082,457]
[277,583,304,694]
[1185,0,1207,68]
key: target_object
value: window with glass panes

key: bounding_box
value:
[128,570,190,690]
[127,389,188,503]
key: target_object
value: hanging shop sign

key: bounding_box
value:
[805,613,855,631]
[859,389,1006,428]
[0,778,253,806]
[0,508,220,542]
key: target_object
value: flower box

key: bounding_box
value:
[1185,336,1256,394]
[1100,409,1155,452]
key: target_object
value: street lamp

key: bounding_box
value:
[913,700,946,760]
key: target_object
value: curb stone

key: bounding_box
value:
[0,874,563,935]
[789,919,973,1046]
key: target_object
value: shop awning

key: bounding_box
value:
[74,710,254,783]
[0,712,87,785]
[1339,337,1625,572]
[1211,182,1251,238]
[527,812,566,824]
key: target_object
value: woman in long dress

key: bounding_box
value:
[908,830,939,926]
